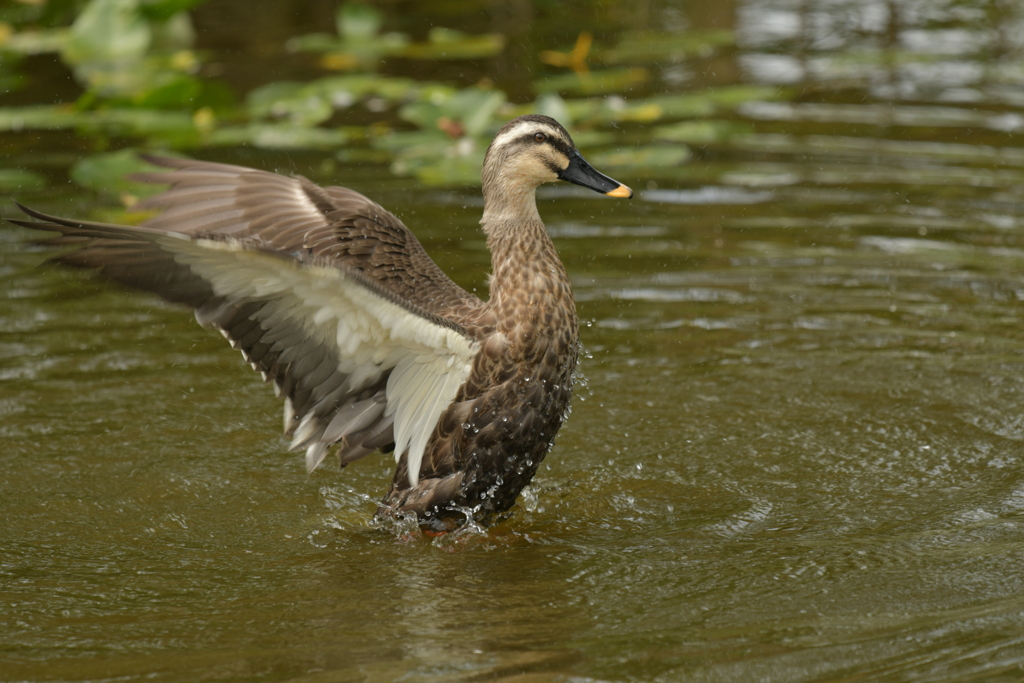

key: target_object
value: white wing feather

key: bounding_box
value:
[162,236,477,486]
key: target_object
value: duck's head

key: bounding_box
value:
[481,116,632,220]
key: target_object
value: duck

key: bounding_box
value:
[9,114,633,530]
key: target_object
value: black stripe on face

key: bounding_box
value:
[519,132,573,173]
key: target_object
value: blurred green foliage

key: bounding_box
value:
[0,0,789,193]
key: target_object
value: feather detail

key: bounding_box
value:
[161,236,477,481]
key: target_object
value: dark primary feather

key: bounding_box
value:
[132,156,481,322]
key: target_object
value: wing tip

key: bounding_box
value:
[305,442,330,474]
[12,201,53,223]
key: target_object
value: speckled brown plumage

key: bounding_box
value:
[383,214,580,524]
[8,115,631,529]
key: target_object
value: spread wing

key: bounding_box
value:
[9,157,484,486]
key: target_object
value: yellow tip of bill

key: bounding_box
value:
[605,184,633,199]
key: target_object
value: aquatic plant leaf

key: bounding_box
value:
[207,124,354,150]
[247,81,304,109]
[93,107,198,135]
[597,29,734,63]
[532,93,572,125]
[138,0,208,23]
[337,3,382,40]
[247,76,426,126]
[334,148,390,163]
[62,0,151,67]
[247,81,334,126]
[285,33,340,53]
[0,105,80,131]
[533,68,649,95]
[412,158,482,186]
[570,130,617,148]
[559,96,671,125]
[148,11,195,52]
[400,149,486,187]
[654,120,754,144]
[400,28,505,60]
[456,89,505,137]
[588,144,691,169]
[70,149,174,198]
[375,128,486,186]
[0,168,46,192]
[399,86,504,136]
[287,3,407,68]
[129,73,201,108]
[370,129,451,152]
[558,85,791,127]
[310,75,374,104]
[696,85,788,108]
[312,74,425,106]
[0,27,70,55]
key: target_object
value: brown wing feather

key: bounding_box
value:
[131,155,482,322]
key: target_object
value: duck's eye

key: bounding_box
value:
[533,132,547,142]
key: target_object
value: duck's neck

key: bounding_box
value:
[480,176,541,226]
[480,189,574,329]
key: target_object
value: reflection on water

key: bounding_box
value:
[4,0,1024,681]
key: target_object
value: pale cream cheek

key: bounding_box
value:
[506,155,559,185]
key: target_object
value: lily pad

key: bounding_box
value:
[286,3,408,69]
[0,28,70,55]
[394,145,486,187]
[207,124,356,150]
[561,96,672,124]
[597,29,734,63]
[336,3,383,40]
[372,128,486,186]
[69,149,176,199]
[560,85,791,126]
[247,81,335,126]
[653,120,754,144]
[85,107,198,136]
[0,168,47,192]
[588,144,691,169]
[400,86,505,137]
[533,68,649,95]
[571,131,618,148]
[400,28,505,60]
[62,0,152,69]
[370,129,451,153]
[139,0,210,23]
[0,105,81,131]
[531,93,572,124]
[247,75,430,125]
[131,74,233,112]
[0,104,200,143]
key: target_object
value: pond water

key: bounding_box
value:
[4,0,1024,681]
